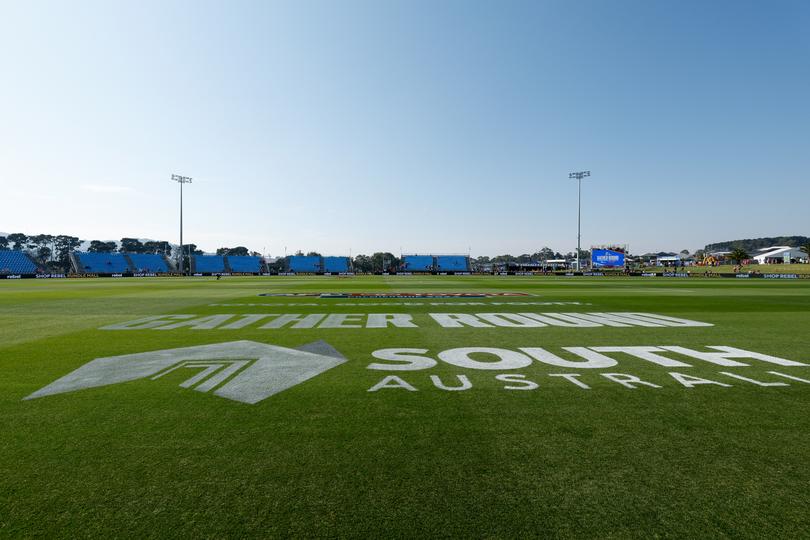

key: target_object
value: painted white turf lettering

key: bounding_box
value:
[260,314,326,329]
[429,313,493,328]
[367,376,418,392]
[477,313,547,327]
[219,314,274,329]
[318,314,365,329]
[668,372,732,388]
[102,312,715,330]
[601,373,662,389]
[548,373,591,389]
[156,315,235,330]
[659,346,807,367]
[438,348,533,370]
[431,375,472,391]
[719,372,789,387]
[495,374,539,390]
[589,346,692,367]
[768,371,810,384]
[365,314,418,328]
[101,315,195,330]
[368,349,436,371]
[520,347,617,368]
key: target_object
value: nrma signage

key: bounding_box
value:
[591,249,625,268]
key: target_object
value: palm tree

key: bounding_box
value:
[801,243,810,262]
[728,248,750,265]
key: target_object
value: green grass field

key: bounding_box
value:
[2,276,809,538]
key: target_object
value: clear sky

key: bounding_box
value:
[1,0,808,256]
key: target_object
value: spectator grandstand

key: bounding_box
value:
[288,255,321,273]
[226,255,263,273]
[322,256,350,273]
[401,255,435,272]
[193,255,226,273]
[74,252,131,273]
[0,251,38,274]
[435,255,470,272]
[401,254,470,272]
[127,253,170,273]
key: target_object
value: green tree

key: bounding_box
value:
[273,256,290,272]
[120,238,144,253]
[0,236,8,250]
[88,240,117,253]
[7,233,27,251]
[36,246,52,263]
[535,247,555,262]
[217,246,250,256]
[26,234,55,263]
[352,254,373,273]
[491,254,516,263]
[143,241,172,255]
[728,248,750,264]
[371,252,399,272]
[53,235,81,270]
[800,243,810,261]
[179,244,204,256]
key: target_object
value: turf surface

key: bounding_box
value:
[1,276,809,538]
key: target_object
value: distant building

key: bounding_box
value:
[752,246,806,264]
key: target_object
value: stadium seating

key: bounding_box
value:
[435,255,470,272]
[322,256,350,273]
[402,255,434,272]
[289,256,321,273]
[128,253,169,273]
[0,251,38,274]
[193,255,226,273]
[75,252,131,273]
[226,255,262,273]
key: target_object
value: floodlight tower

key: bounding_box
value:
[171,174,193,274]
[569,171,591,271]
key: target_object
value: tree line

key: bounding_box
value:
[276,249,590,273]
[2,231,593,273]
[705,236,810,253]
[0,232,279,274]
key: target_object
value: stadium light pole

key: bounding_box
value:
[171,174,192,274]
[569,171,590,271]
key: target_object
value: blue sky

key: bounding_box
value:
[1,0,808,256]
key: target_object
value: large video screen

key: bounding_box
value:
[591,248,625,268]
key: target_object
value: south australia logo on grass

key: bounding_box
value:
[24,340,346,404]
